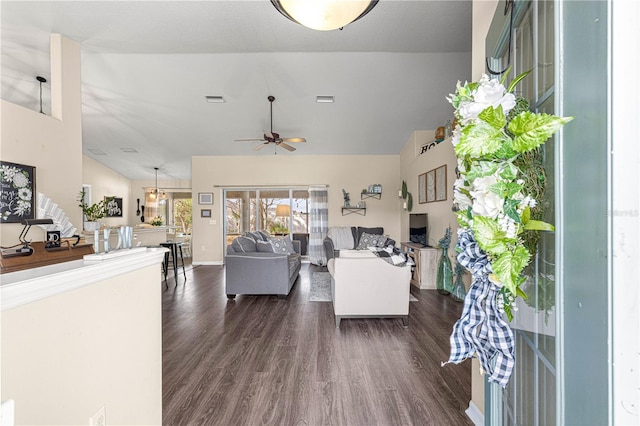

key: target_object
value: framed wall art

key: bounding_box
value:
[105,197,123,217]
[426,170,436,203]
[435,165,447,201]
[0,161,36,223]
[201,209,212,218]
[418,172,427,204]
[198,192,213,205]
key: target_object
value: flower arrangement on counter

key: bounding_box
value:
[149,216,163,226]
[443,70,573,387]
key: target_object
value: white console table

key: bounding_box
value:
[400,242,439,289]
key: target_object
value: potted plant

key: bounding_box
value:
[78,190,112,231]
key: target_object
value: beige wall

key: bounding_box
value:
[82,155,133,227]
[191,155,401,264]
[1,34,83,245]
[1,265,162,425]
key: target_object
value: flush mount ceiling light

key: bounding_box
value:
[316,96,335,103]
[271,0,378,31]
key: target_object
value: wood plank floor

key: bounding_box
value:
[162,262,472,426]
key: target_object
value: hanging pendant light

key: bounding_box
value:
[271,0,378,31]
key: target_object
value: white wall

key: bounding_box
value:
[1,265,162,425]
[191,155,401,264]
[1,35,83,245]
[82,155,133,227]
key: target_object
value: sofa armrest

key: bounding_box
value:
[292,239,301,254]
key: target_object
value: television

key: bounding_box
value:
[409,213,428,247]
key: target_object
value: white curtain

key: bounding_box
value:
[308,186,328,265]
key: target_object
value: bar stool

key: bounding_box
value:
[160,241,186,287]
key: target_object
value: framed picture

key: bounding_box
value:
[105,197,123,217]
[0,160,36,223]
[435,165,447,201]
[418,173,427,204]
[426,170,436,203]
[200,209,212,218]
[198,192,213,205]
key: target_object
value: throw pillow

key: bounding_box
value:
[256,240,274,253]
[268,236,294,254]
[356,232,387,250]
[257,230,271,241]
[232,236,257,252]
[356,227,384,247]
[377,235,391,248]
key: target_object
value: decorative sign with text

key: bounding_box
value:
[105,197,123,217]
[0,161,36,223]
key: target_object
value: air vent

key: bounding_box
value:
[87,148,107,155]
[205,96,225,103]
[316,96,334,103]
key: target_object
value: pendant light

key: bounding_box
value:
[271,0,378,31]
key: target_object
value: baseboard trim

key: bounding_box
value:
[465,400,484,426]
[192,261,224,266]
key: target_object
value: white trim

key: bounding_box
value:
[192,260,224,266]
[465,400,484,426]
[1,247,167,311]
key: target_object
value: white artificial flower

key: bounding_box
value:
[470,175,504,219]
[18,188,32,201]
[498,214,517,239]
[458,75,516,124]
[12,172,29,188]
[453,178,472,211]
[450,125,462,147]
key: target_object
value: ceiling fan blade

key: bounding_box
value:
[254,143,269,151]
[235,138,264,142]
[278,142,296,152]
[264,131,274,139]
[281,137,306,143]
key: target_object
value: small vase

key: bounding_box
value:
[436,247,453,295]
[450,270,467,302]
[344,201,350,208]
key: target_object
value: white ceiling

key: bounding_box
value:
[1,1,473,181]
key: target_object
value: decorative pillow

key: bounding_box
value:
[377,234,391,248]
[257,230,271,241]
[268,236,295,254]
[256,240,274,253]
[356,227,384,248]
[356,232,388,250]
[232,236,257,252]
[327,226,356,250]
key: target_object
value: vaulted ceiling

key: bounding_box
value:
[1,1,473,180]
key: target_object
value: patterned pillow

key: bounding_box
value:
[256,240,274,253]
[268,237,295,254]
[356,232,388,250]
[232,236,257,252]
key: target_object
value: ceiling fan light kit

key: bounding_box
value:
[205,95,225,103]
[316,95,335,103]
[271,0,378,31]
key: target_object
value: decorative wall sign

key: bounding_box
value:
[418,172,427,204]
[105,197,123,217]
[426,170,436,203]
[201,209,212,218]
[199,192,213,205]
[435,165,447,201]
[0,161,36,223]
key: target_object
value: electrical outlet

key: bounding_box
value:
[89,406,106,426]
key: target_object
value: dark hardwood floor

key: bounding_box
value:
[162,262,472,426]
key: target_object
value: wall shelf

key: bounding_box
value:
[360,192,381,200]
[341,207,366,216]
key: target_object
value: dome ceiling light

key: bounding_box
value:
[271,0,379,31]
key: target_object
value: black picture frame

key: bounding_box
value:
[0,161,36,223]
[105,197,123,217]
[201,209,212,218]
[198,192,213,205]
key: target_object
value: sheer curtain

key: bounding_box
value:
[308,186,328,265]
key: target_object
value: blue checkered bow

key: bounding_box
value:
[442,229,515,387]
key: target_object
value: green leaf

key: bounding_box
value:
[507,69,532,93]
[466,160,499,181]
[521,205,531,224]
[472,217,508,255]
[508,112,574,152]
[499,66,512,85]
[523,219,555,231]
[491,138,518,160]
[455,122,505,158]
[492,246,531,294]
[503,198,521,223]
[516,286,528,299]
[478,105,507,130]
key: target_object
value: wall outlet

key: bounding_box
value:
[89,406,106,426]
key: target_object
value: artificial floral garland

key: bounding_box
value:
[443,71,573,386]
[448,70,572,319]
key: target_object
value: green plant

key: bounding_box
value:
[149,216,163,226]
[78,190,112,221]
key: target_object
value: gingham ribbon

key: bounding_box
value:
[442,229,515,387]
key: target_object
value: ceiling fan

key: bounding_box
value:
[235,95,306,152]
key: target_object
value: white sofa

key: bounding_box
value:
[327,250,412,328]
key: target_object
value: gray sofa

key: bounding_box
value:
[225,232,301,299]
